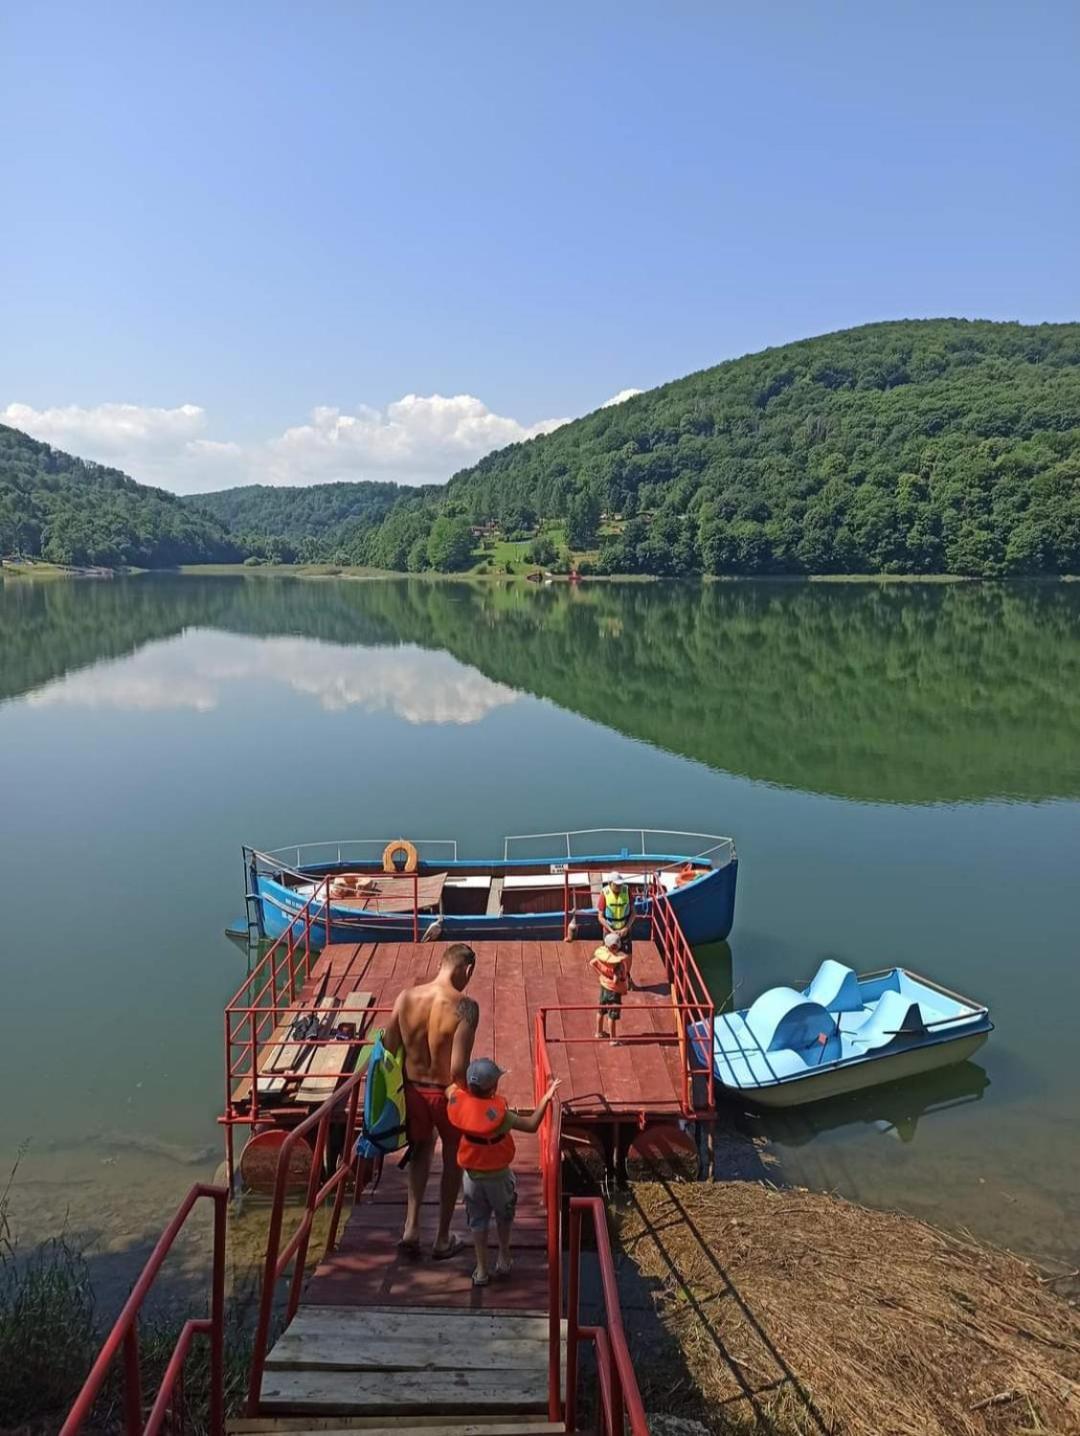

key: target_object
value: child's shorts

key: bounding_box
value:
[599,987,623,1020]
[463,1169,518,1229]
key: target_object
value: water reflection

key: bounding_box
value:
[4,573,1079,802]
[742,1061,990,1148]
[26,631,519,724]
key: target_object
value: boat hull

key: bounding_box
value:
[254,854,738,948]
[725,1029,990,1108]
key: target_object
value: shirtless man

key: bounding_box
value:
[383,942,478,1259]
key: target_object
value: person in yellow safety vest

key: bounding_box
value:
[597,872,636,990]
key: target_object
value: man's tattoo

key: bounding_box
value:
[457,996,480,1028]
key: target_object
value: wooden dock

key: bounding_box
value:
[62,893,711,1436]
[226,931,710,1431]
[237,937,692,1126]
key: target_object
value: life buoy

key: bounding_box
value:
[675,863,698,887]
[383,838,419,874]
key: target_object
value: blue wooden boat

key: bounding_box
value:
[692,959,991,1107]
[242,828,738,947]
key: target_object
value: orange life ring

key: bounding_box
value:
[383,838,419,873]
[675,863,698,887]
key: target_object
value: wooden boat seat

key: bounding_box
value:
[486,876,505,916]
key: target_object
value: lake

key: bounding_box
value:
[1,574,1078,1288]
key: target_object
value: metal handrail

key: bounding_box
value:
[566,1198,649,1436]
[645,883,715,1112]
[60,1184,227,1436]
[534,1012,563,1423]
[246,1057,382,1413]
[533,1014,649,1435]
[222,876,406,1183]
[504,827,735,868]
[257,838,459,867]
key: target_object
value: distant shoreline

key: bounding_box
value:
[4,558,1078,584]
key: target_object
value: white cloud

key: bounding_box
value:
[0,400,243,491]
[265,393,570,489]
[1,386,645,494]
[27,632,519,726]
[601,388,643,407]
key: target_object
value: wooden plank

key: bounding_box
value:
[231,1418,560,1430]
[277,1308,555,1341]
[265,1327,553,1372]
[295,992,374,1104]
[275,997,338,1097]
[231,1422,562,1436]
[258,1367,548,1416]
[553,972,604,1111]
[333,873,447,913]
[257,976,332,1097]
[485,877,504,916]
[233,1424,562,1436]
[302,1245,551,1312]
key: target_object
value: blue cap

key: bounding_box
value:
[466,1058,505,1094]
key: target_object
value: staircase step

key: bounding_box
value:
[233,1424,563,1436]
[266,1307,560,1376]
[258,1367,549,1417]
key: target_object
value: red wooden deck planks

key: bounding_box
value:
[276,935,701,1324]
[250,937,689,1125]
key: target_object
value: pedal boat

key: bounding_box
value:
[692,960,991,1108]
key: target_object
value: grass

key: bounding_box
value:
[0,559,84,581]
[0,1151,252,1434]
[178,562,391,578]
[614,1173,1080,1436]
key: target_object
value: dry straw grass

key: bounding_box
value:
[615,1178,1080,1436]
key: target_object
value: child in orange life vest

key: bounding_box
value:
[590,931,630,1045]
[446,1057,561,1288]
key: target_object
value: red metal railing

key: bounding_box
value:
[245,1025,392,1413]
[533,1011,563,1421]
[566,1198,649,1436]
[60,1184,228,1436]
[649,886,715,1112]
[222,869,426,1182]
[533,1016,649,1435]
[535,1001,712,1120]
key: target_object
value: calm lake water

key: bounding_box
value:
[1,574,1078,1283]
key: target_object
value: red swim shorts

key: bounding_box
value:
[405,1083,459,1146]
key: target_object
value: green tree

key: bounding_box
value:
[527,535,557,566]
[566,489,601,549]
[426,516,475,572]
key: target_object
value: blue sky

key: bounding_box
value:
[2,1,1078,492]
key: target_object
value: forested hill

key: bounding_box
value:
[190,480,407,560]
[6,319,1080,575]
[0,424,239,567]
[433,319,1080,576]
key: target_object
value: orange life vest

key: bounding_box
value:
[675,863,698,887]
[592,951,629,994]
[446,1086,516,1171]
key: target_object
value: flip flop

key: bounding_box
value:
[471,1268,490,1287]
[431,1232,467,1261]
[396,1238,421,1258]
[494,1258,513,1279]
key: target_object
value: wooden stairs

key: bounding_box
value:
[230,1419,563,1436]
[244,1131,564,1431]
[256,1307,562,1420]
